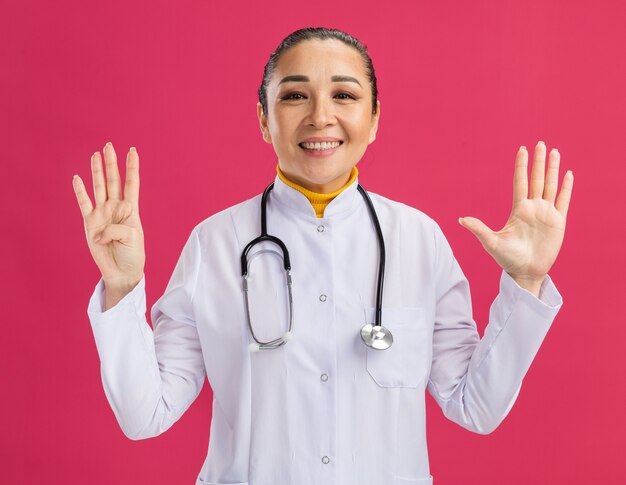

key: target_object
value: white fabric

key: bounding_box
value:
[87,173,563,485]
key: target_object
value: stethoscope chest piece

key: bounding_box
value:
[360,323,393,350]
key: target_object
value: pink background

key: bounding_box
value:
[2,0,624,483]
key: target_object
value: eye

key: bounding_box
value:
[335,92,356,100]
[282,92,306,100]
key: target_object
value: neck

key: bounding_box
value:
[276,166,359,218]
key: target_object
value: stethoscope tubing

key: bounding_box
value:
[356,184,386,329]
[241,183,292,276]
[241,181,387,351]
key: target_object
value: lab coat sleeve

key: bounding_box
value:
[87,229,206,440]
[426,221,563,434]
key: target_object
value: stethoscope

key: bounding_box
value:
[241,181,393,352]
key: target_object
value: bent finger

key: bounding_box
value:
[96,223,139,246]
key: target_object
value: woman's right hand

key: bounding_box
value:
[72,142,145,300]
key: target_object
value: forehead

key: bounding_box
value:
[272,39,367,82]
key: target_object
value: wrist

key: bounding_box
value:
[104,274,143,293]
[509,274,545,298]
[103,275,142,310]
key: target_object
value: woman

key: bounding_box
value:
[72,27,573,485]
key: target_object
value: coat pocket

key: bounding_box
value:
[364,307,431,388]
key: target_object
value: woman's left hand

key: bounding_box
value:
[458,141,574,295]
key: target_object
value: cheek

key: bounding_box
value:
[346,120,374,143]
[345,108,375,137]
[271,112,297,142]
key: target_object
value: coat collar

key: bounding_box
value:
[270,170,361,219]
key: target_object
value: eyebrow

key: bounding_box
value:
[278,75,362,87]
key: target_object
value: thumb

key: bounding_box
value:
[96,224,139,246]
[458,216,494,248]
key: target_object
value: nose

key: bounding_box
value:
[307,96,336,128]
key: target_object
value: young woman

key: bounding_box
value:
[72,27,573,485]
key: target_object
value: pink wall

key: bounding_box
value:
[2,0,624,483]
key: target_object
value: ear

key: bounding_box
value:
[257,102,272,144]
[368,100,381,144]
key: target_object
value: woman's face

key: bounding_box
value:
[258,39,380,193]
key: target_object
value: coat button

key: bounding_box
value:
[317,225,325,232]
[320,373,328,382]
[321,456,330,464]
[319,294,327,302]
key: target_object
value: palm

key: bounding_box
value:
[460,141,574,281]
[85,197,144,281]
[73,143,145,288]
[486,198,565,278]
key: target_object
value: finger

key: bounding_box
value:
[513,146,528,204]
[529,140,547,198]
[92,151,107,206]
[103,142,121,200]
[543,148,560,203]
[124,147,140,213]
[95,223,138,245]
[72,174,94,217]
[459,216,496,251]
[555,170,574,219]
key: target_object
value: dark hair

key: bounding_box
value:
[258,27,378,116]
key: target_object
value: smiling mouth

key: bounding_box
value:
[298,141,343,151]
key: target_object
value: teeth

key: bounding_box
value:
[300,141,341,150]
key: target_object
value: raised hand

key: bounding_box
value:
[458,141,574,296]
[72,142,145,304]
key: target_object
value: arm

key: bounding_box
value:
[427,141,572,433]
[427,222,562,434]
[87,229,206,440]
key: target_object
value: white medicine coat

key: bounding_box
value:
[87,174,563,485]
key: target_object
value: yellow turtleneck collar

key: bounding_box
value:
[276,165,359,218]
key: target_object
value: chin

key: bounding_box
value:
[300,166,342,182]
